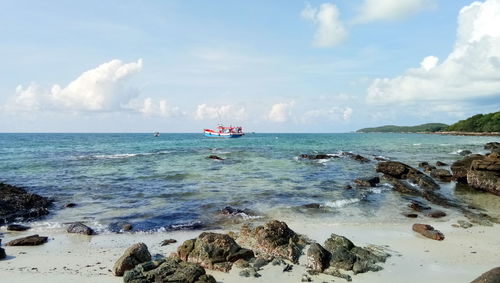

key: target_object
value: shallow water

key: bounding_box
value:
[0,133,497,232]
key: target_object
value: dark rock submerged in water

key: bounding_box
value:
[485,142,500,153]
[430,168,453,182]
[354,177,380,187]
[0,240,6,260]
[236,220,308,264]
[123,257,216,283]
[412,224,444,241]
[67,222,94,235]
[6,234,48,246]
[0,183,52,225]
[377,161,440,191]
[471,266,500,283]
[113,242,152,276]
[7,224,31,231]
[176,232,254,272]
[207,155,224,160]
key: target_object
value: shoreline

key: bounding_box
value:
[1,218,499,282]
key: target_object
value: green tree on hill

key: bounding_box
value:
[446,111,500,132]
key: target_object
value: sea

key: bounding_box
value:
[0,133,498,233]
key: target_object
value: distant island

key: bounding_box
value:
[357,111,500,134]
[357,123,448,133]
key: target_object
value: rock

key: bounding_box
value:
[301,274,313,282]
[108,221,133,232]
[341,152,370,163]
[113,242,152,276]
[343,185,353,190]
[160,239,177,246]
[207,155,224,160]
[283,264,293,272]
[323,267,353,281]
[403,213,418,218]
[220,206,255,217]
[0,183,52,225]
[7,224,31,231]
[377,161,440,191]
[122,223,133,231]
[430,169,452,182]
[451,154,484,183]
[6,234,48,246]
[307,243,330,272]
[436,161,448,166]
[408,200,431,212]
[123,257,216,283]
[233,258,250,268]
[302,203,321,209]
[67,222,94,235]
[299,154,338,160]
[425,210,447,218]
[457,220,473,228]
[0,239,5,260]
[412,224,445,241]
[459,150,472,156]
[485,142,500,153]
[175,232,254,272]
[418,162,429,168]
[423,165,436,173]
[354,177,380,187]
[319,234,389,275]
[237,220,307,264]
[471,266,500,283]
[374,156,388,161]
[253,257,270,270]
[467,153,500,195]
[65,203,77,208]
[239,267,261,277]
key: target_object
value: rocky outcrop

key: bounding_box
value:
[430,169,452,182]
[113,243,152,276]
[207,155,224,160]
[176,232,254,272]
[354,177,380,187]
[6,234,48,246]
[412,224,444,241]
[123,257,216,283]
[485,142,500,153]
[236,220,307,264]
[471,266,500,283]
[436,161,448,166]
[451,154,483,183]
[0,239,5,260]
[67,222,94,235]
[377,161,440,191]
[299,154,336,160]
[0,183,52,225]
[341,152,370,163]
[160,239,177,246]
[467,153,500,195]
[7,224,31,231]
[306,234,389,277]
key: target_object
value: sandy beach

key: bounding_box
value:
[2,216,499,283]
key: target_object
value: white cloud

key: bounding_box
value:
[301,106,353,123]
[367,0,500,105]
[301,3,347,48]
[354,0,435,23]
[194,104,247,121]
[8,59,143,112]
[268,101,295,122]
[135,98,181,118]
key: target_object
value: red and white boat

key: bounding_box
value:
[204,125,244,138]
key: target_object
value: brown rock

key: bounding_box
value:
[451,154,483,183]
[237,220,307,264]
[208,155,224,160]
[354,177,380,187]
[409,201,431,212]
[176,232,254,272]
[7,224,31,231]
[471,266,500,283]
[160,239,177,246]
[403,213,418,218]
[425,210,447,218]
[6,234,48,246]
[67,222,94,235]
[436,161,448,166]
[113,242,151,276]
[377,161,439,191]
[306,243,330,272]
[467,153,500,195]
[430,169,452,182]
[412,224,445,241]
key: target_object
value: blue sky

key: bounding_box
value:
[1,0,499,132]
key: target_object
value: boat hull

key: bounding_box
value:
[204,132,244,138]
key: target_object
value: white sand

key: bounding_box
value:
[1,217,499,283]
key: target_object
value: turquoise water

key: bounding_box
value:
[0,133,496,232]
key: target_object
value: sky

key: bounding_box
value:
[1,0,499,133]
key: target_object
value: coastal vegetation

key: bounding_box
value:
[357,123,448,133]
[445,111,500,132]
[357,111,500,133]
